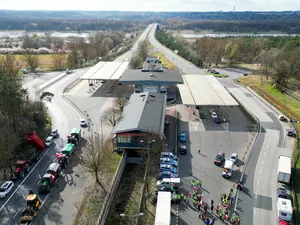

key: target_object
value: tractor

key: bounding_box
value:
[19,190,41,225]
[12,160,30,179]
[55,153,69,170]
[38,163,61,194]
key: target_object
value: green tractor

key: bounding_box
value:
[38,174,55,194]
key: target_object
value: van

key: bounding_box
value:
[155,178,182,192]
[277,198,293,221]
[222,160,233,178]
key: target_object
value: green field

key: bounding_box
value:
[151,52,177,70]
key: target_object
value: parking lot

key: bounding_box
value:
[175,104,257,224]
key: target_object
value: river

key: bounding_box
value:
[181,33,300,39]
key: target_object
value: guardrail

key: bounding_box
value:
[97,151,127,225]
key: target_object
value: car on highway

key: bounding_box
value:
[287,128,295,137]
[45,136,54,147]
[159,158,178,167]
[199,113,205,119]
[277,187,288,199]
[211,112,218,119]
[230,153,238,164]
[80,119,87,127]
[157,171,179,180]
[214,151,225,166]
[161,152,177,160]
[278,115,288,122]
[0,181,14,198]
[50,128,58,138]
[243,73,248,76]
[179,133,187,143]
[179,145,187,155]
[212,71,220,74]
[159,164,177,174]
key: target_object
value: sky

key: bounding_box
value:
[0,0,299,11]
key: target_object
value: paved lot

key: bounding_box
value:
[175,104,256,225]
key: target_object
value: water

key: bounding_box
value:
[0,31,93,38]
[181,33,300,38]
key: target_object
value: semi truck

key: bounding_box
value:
[12,132,46,179]
[278,155,291,184]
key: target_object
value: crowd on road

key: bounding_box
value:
[171,178,241,225]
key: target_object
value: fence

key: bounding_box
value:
[275,83,300,103]
[96,151,127,225]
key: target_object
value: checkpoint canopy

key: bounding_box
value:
[80,61,130,80]
[177,74,239,106]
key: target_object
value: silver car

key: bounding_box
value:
[45,136,54,147]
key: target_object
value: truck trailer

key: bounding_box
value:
[278,155,291,184]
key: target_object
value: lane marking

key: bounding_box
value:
[254,208,256,215]
[257,180,259,186]
[264,152,266,157]
[0,146,52,212]
[261,161,264,165]
[267,144,269,149]
[255,193,258,198]
[13,211,18,219]
[259,170,261,175]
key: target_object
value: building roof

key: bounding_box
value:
[142,61,163,72]
[80,61,129,80]
[177,75,239,106]
[112,92,166,135]
[118,69,183,85]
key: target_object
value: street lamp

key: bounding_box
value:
[119,213,144,217]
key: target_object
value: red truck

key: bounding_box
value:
[11,132,46,179]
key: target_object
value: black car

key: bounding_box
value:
[243,73,248,76]
[214,151,225,166]
[277,187,288,199]
[179,145,187,155]
[200,113,205,119]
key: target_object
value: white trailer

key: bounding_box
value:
[278,156,291,183]
[154,191,171,225]
[277,198,293,221]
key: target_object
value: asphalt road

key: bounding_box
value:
[148,24,257,225]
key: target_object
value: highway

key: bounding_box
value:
[148,24,295,225]
[0,24,153,225]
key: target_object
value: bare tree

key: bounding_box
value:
[80,135,116,194]
[114,97,126,113]
[22,50,40,73]
[0,54,20,76]
[137,40,149,60]
[101,107,121,127]
[52,53,66,71]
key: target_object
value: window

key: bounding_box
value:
[117,136,132,143]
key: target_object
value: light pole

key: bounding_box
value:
[140,139,155,178]
[119,212,144,225]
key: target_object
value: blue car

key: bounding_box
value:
[160,157,178,167]
[157,171,179,180]
[215,118,221,124]
[161,152,177,160]
[179,133,187,143]
[160,164,177,174]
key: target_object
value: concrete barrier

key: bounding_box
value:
[97,151,127,225]
[35,72,68,97]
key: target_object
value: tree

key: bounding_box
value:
[225,41,240,66]
[114,97,126,113]
[52,53,66,70]
[80,135,114,194]
[67,51,79,69]
[101,107,121,127]
[130,55,143,69]
[137,40,149,60]
[0,54,20,76]
[22,50,40,73]
[258,48,279,79]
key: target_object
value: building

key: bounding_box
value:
[112,92,166,151]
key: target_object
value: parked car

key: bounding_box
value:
[80,119,87,127]
[287,129,295,137]
[215,118,221,124]
[230,153,238,164]
[159,158,178,167]
[213,71,220,74]
[157,171,179,180]
[211,112,218,119]
[209,109,215,114]
[0,181,14,198]
[277,187,288,199]
[179,133,187,143]
[45,136,54,147]
[159,164,177,174]
[161,152,177,160]
[199,113,205,119]
[50,129,58,138]
[214,151,225,166]
[179,145,187,155]
[278,115,288,122]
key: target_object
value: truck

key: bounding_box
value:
[154,191,171,225]
[277,198,293,222]
[278,156,291,184]
[11,132,46,180]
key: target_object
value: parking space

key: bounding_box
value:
[175,104,256,224]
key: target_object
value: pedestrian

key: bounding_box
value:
[191,179,195,187]
[205,218,210,225]
[216,203,221,213]
[211,199,214,206]
[224,213,228,221]
[210,218,215,225]
[210,204,214,212]
[198,202,201,211]
[219,211,223,220]
[204,203,208,213]
[183,195,187,203]
[230,196,235,206]
[197,179,202,187]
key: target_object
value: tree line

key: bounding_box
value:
[0,55,49,178]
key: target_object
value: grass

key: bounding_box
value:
[234,63,261,73]
[0,54,67,70]
[151,52,177,70]
[238,75,300,222]
[205,70,229,78]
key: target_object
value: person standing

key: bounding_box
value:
[210,204,214,212]
[210,218,215,225]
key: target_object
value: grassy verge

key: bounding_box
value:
[73,140,121,225]
[151,52,177,70]
[238,75,300,222]
[105,164,145,225]
[234,63,261,73]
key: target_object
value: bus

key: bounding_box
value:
[154,191,171,225]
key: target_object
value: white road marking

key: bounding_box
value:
[255,193,258,198]
[254,208,256,215]
[13,211,18,219]
[0,146,52,212]
[261,160,264,165]
[267,144,269,149]
[257,180,259,186]
[37,180,41,185]
[264,152,266,157]
[259,170,261,175]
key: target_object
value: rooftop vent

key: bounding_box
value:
[140,94,146,97]
[150,94,156,98]
[150,73,155,77]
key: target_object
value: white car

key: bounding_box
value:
[211,112,218,119]
[45,136,54,147]
[0,181,14,198]
[230,153,238,164]
[80,119,87,127]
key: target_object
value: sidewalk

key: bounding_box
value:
[165,108,176,153]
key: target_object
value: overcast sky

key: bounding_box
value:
[0,0,299,11]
